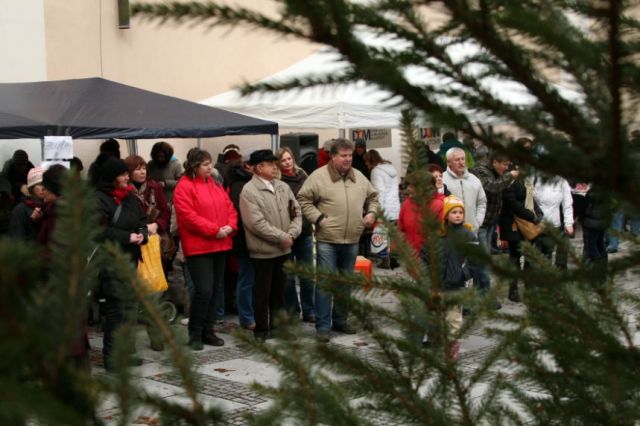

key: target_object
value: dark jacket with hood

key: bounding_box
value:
[583,187,607,231]
[94,159,148,297]
[228,164,253,257]
[280,166,312,237]
[498,179,541,242]
[8,197,42,240]
[352,144,370,180]
[423,223,477,291]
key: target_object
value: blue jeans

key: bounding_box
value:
[236,256,255,326]
[472,226,492,293]
[607,211,625,250]
[607,213,640,250]
[315,242,359,332]
[284,235,315,318]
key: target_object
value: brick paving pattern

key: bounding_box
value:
[94,236,639,425]
[148,372,268,405]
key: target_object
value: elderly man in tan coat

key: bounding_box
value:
[298,138,379,342]
[240,149,302,341]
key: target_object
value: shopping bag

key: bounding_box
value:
[513,216,543,241]
[370,224,389,257]
[138,234,169,293]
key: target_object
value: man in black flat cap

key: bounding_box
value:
[239,149,302,341]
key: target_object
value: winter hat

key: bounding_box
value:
[97,158,128,188]
[248,149,278,166]
[443,195,465,221]
[223,149,242,162]
[26,167,44,188]
[42,165,68,197]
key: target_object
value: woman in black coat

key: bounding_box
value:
[94,158,148,371]
[498,177,542,302]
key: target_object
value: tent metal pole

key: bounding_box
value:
[197,138,201,148]
[271,134,279,151]
[126,139,137,155]
[339,129,346,138]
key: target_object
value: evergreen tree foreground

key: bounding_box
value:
[1,0,640,424]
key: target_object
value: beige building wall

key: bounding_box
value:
[43,0,318,101]
[39,0,320,168]
[0,0,47,165]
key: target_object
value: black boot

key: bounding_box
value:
[202,330,225,347]
[508,282,521,303]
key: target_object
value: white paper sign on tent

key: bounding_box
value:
[44,136,73,161]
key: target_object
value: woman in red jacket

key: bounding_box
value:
[398,166,446,257]
[173,148,237,350]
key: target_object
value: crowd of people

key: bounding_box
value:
[0,131,631,368]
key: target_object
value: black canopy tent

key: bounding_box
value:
[0,77,278,144]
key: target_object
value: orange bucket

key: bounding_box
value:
[354,256,373,290]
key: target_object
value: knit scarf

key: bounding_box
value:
[110,185,134,205]
[524,177,535,212]
[281,168,296,177]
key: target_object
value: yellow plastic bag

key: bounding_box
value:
[138,234,168,294]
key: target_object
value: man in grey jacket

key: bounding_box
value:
[240,150,302,341]
[298,138,379,342]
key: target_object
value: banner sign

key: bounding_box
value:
[351,128,392,149]
[418,128,455,151]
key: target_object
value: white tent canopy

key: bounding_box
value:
[202,38,583,129]
[202,48,408,129]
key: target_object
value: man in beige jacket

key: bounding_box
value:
[298,138,379,341]
[240,149,302,341]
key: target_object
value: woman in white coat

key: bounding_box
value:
[364,149,400,268]
[534,174,574,269]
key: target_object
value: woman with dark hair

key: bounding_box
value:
[37,165,67,247]
[124,155,171,351]
[173,148,237,350]
[276,147,316,322]
[94,158,148,370]
[498,138,543,302]
[147,141,183,203]
[88,139,121,187]
[2,149,35,202]
[36,165,92,371]
[427,163,451,197]
[124,155,171,266]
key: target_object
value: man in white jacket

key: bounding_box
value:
[443,148,487,232]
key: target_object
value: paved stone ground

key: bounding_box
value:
[93,236,640,425]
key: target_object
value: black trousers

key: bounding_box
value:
[102,295,125,361]
[99,269,135,363]
[186,252,226,339]
[251,255,288,334]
